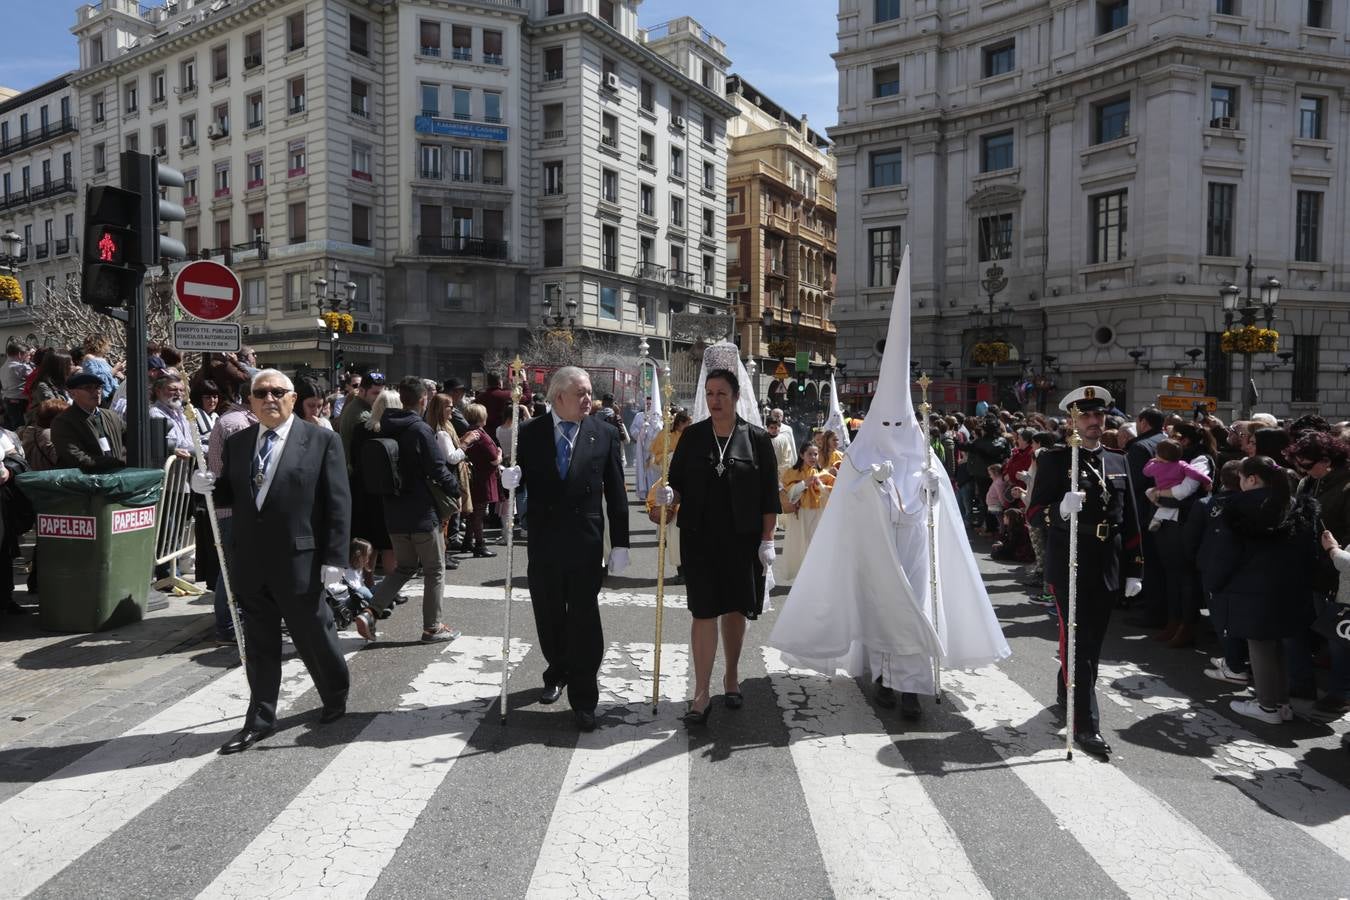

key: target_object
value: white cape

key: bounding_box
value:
[768,247,1010,685]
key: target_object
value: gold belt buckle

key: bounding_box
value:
[1095,521,1110,541]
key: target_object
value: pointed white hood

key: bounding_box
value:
[824,371,850,450]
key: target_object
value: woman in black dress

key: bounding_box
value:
[659,368,779,724]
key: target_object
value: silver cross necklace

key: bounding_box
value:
[713,429,733,477]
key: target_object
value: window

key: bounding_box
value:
[983,41,1015,78]
[600,285,619,319]
[703,160,715,190]
[453,87,471,120]
[350,15,370,56]
[484,31,503,66]
[452,25,472,61]
[247,152,264,189]
[244,30,262,69]
[183,170,198,204]
[289,77,306,114]
[124,82,138,114]
[875,0,901,23]
[421,83,440,117]
[216,218,231,252]
[89,36,103,65]
[543,103,564,139]
[640,131,655,164]
[702,206,715,237]
[1090,189,1128,263]
[212,44,228,82]
[640,79,654,112]
[602,225,618,272]
[1216,0,1236,13]
[1205,183,1235,257]
[1295,190,1322,262]
[543,218,563,267]
[483,91,502,124]
[151,70,166,103]
[702,254,715,290]
[671,195,684,227]
[670,146,684,177]
[211,102,229,136]
[640,183,654,216]
[1098,0,1129,35]
[285,271,306,311]
[981,131,1014,171]
[1093,95,1130,143]
[978,214,1012,261]
[214,162,230,197]
[152,123,167,153]
[246,92,263,128]
[1210,84,1238,127]
[180,57,197,92]
[451,147,472,182]
[1299,95,1325,139]
[288,140,306,177]
[599,0,616,26]
[420,144,442,179]
[420,204,442,239]
[420,20,441,56]
[352,79,370,117]
[544,161,563,195]
[182,114,197,144]
[601,112,618,147]
[352,203,372,247]
[602,56,617,84]
[702,115,715,144]
[670,245,684,275]
[288,202,306,243]
[351,273,372,313]
[726,239,740,267]
[444,280,470,311]
[639,236,654,264]
[352,142,372,180]
[869,148,903,187]
[671,96,685,121]
[544,47,564,81]
[1307,0,1327,28]
[286,12,305,51]
[93,142,106,173]
[547,0,565,13]
[244,277,265,314]
[1293,334,1319,402]
[246,211,264,244]
[602,167,618,203]
[868,227,901,287]
[873,65,900,98]
[185,226,199,256]
[93,91,105,123]
[483,149,503,185]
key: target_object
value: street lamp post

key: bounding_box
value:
[0,229,24,305]
[970,265,1013,388]
[1219,254,1281,419]
[313,263,358,384]
[543,284,579,329]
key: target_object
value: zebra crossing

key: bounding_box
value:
[3,620,1349,899]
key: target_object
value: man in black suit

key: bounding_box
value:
[191,369,352,754]
[1123,407,1166,627]
[500,366,629,731]
[51,373,125,470]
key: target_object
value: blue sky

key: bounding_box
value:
[8,2,839,128]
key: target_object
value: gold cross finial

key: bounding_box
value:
[916,371,932,418]
[510,355,525,401]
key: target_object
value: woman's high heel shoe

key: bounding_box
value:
[683,700,713,726]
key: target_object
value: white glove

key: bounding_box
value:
[1059,491,1086,519]
[500,465,522,490]
[189,470,216,494]
[1124,577,1143,598]
[445,447,465,465]
[923,465,942,493]
[653,485,675,506]
[758,540,776,568]
[608,547,629,575]
[321,565,343,588]
[870,460,894,483]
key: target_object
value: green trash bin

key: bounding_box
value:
[16,468,165,633]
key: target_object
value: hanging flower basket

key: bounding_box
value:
[0,274,23,305]
[1220,325,1278,355]
[971,341,1011,366]
[323,311,355,334]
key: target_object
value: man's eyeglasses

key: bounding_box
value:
[252,387,291,400]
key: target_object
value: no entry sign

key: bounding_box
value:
[173,260,241,321]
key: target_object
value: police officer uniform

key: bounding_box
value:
[1026,385,1141,759]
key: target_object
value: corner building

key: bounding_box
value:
[831,0,1350,418]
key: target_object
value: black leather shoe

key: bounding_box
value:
[1074,731,1112,759]
[540,683,564,705]
[723,692,743,710]
[318,704,346,725]
[573,709,597,732]
[874,676,896,709]
[471,547,497,558]
[899,692,922,721]
[219,725,274,755]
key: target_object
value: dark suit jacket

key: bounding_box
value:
[50,406,126,471]
[213,416,351,598]
[1124,429,1164,535]
[518,413,628,568]
[1028,445,1140,593]
[667,418,780,536]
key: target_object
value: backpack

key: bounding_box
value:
[360,436,403,496]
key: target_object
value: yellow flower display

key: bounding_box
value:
[0,274,22,305]
[971,341,1010,366]
[323,311,355,334]
[1220,325,1278,355]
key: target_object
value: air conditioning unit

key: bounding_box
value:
[604,72,620,91]
[1210,116,1237,130]
[640,152,650,163]
[207,123,223,138]
[738,282,749,292]
[671,114,685,129]
[180,135,195,148]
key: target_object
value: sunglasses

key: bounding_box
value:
[251,387,291,400]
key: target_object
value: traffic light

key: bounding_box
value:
[334,348,346,372]
[81,185,144,309]
[122,150,187,267]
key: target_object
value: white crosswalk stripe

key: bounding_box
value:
[3,631,1348,900]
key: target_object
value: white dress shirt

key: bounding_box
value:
[253,414,296,508]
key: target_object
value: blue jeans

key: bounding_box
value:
[958,481,980,526]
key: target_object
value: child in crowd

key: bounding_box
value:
[984,462,1007,535]
[991,508,1035,563]
[338,538,380,617]
[1143,438,1212,530]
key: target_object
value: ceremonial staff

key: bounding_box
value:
[183,402,245,667]
[1065,403,1082,761]
[500,357,526,724]
[916,373,942,704]
[651,365,674,714]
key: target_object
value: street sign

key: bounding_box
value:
[774,362,789,380]
[173,260,241,321]
[1158,394,1218,413]
[1165,376,1206,394]
[173,320,241,352]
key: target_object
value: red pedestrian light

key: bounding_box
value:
[98,230,119,263]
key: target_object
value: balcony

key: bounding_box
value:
[0,176,77,212]
[451,48,472,61]
[602,253,618,272]
[54,237,72,256]
[669,269,696,289]
[0,117,78,159]
[484,53,503,65]
[417,235,509,260]
[33,243,48,260]
[636,261,666,282]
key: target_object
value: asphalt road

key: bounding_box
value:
[2,492,1349,899]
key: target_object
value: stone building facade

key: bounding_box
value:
[831,0,1350,419]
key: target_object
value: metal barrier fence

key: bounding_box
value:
[153,455,198,591]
